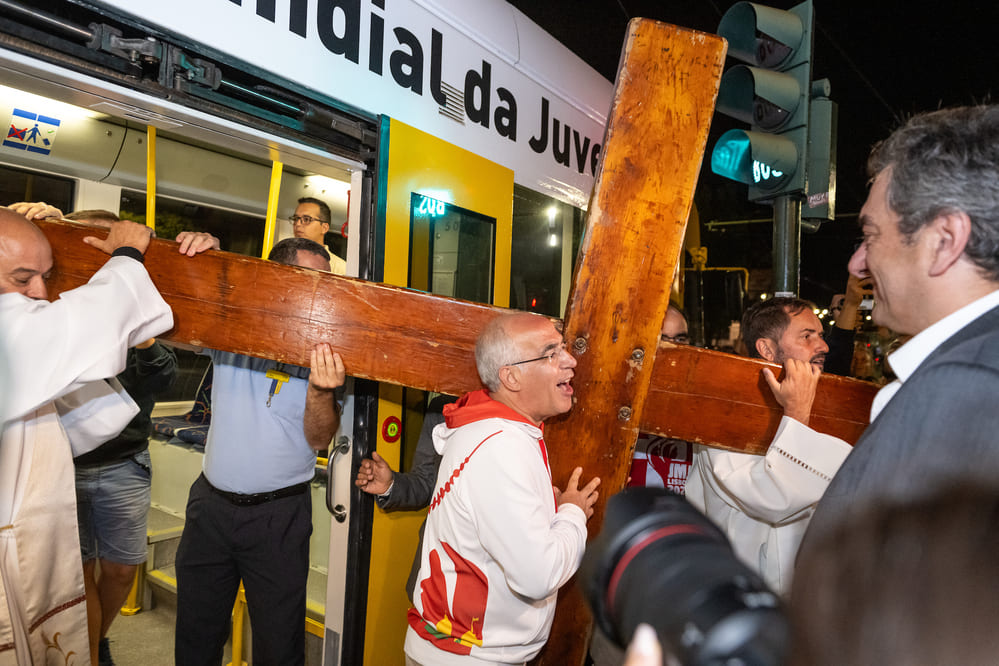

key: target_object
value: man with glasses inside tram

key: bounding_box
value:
[404,312,600,666]
[290,197,347,275]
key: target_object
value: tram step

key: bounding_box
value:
[143,564,178,613]
[147,506,185,573]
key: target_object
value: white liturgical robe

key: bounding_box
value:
[685,416,851,596]
[0,255,172,665]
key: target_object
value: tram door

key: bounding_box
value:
[326,119,513,665]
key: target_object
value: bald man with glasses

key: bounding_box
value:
[404,312,600,666]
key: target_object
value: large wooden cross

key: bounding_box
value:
[41,19,874,666]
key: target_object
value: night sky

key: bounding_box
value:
[507,0,999,304]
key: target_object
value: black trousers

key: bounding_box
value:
[175,474,313,666]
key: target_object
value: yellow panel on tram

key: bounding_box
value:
[365,118,514,665]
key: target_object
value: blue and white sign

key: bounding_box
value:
[4,108,61,155]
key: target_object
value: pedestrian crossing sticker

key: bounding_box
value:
[4,108,61,155]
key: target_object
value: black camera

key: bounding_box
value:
[580,488,788,665]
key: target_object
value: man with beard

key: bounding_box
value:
[684,297,851,595]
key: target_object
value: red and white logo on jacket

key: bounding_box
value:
[409,541,488,655]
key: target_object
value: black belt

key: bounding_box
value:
[204,475,309,506]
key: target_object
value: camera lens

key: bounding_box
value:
[580,488,788,665]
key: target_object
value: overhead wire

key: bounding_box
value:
[814,22,896,119]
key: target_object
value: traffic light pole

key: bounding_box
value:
[772,194,801,296]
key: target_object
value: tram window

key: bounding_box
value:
[158,348,212,403]
[404,194,495,476]
[510,185,585,318]
[408,193,495,304]
[119,190,263,406]
[0,164,74,212]
[120,189,264,257]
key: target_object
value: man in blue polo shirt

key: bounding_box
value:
[174,237,345,666]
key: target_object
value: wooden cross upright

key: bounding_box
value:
[40,19,875,666]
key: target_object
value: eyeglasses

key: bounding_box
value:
[290,215,326,226]
[661,333,690,345]
[508,342,567,367]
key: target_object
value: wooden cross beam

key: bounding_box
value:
[39,18,875,666]
[39,220,873,455]
[537,20,723,664]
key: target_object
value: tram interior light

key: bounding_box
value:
[301,174,350,198]
[544,205,560,247]
[0,84,104,120]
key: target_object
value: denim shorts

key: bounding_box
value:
[75,450,152,564]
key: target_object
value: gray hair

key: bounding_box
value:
[64,209,119,224]
[869,105,999,281]
[475,315,525,392]
[268,237,330,266]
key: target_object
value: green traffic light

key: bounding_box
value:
[711,131,752,184]
[711,129,796,190]
[714,0,815,201]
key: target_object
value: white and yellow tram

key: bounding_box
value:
[0,0,617,662]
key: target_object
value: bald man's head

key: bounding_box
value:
[0,207,53,299]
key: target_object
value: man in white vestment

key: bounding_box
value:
[0,208,177,665]
[685,297,852,596]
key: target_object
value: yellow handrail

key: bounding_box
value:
[694,265,750,293]
[261,161,283,258]
[146,125,156,231]
[227,583,248,666]
[119,565,143,616]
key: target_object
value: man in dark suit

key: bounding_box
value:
[801,105,999,548]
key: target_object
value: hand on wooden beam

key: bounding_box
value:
[763,358,822,426]
[175,231,221,256]
[5,201,63,220]
[82,220,154,257]
[305,342,346,450]
[309,343,346,391]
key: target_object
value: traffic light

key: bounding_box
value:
[710,1,814,202]
[803,81,837,221]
